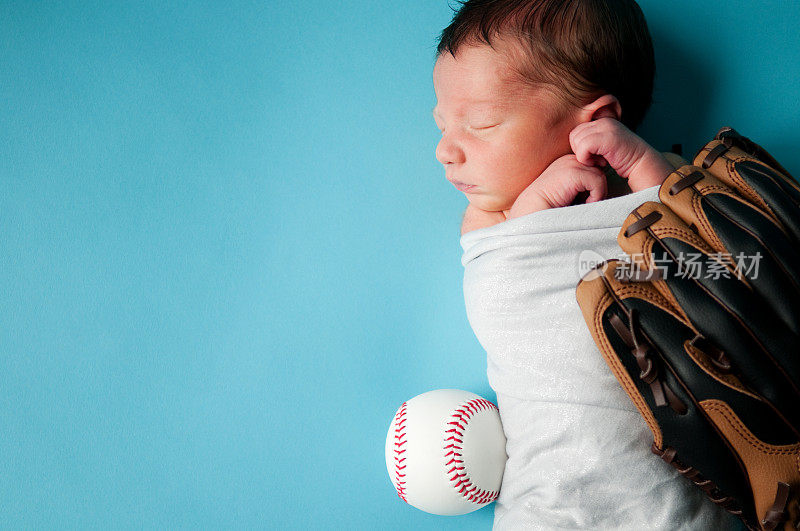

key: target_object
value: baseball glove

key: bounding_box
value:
[575,126,800,531]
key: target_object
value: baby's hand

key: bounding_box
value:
[569,117,674,191]
[507,154,607,218]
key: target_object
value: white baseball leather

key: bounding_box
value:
[385,389,507,516]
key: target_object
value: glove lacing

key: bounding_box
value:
[608,309,686,414]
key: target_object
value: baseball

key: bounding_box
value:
[385,389,507,516]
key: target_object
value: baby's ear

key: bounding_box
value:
[582,94,622,122]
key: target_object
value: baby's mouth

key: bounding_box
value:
[448,179,478,193]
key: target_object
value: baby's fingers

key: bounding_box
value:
[571,130,612,167]
[573,167,607,204]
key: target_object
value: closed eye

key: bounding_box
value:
[470,123,499,131]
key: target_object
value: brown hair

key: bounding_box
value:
[436,0,656,131]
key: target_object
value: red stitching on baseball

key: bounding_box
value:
[392,402,409,501]
[443,398,500,505]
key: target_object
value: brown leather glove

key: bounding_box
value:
[575,127,800,531]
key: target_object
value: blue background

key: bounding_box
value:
[3,1,799,528]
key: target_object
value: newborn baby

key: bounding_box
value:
[432,1,747,529]
[433,39,674,234]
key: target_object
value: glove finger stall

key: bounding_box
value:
[616,202,800,433]
[659,165,800,335]
[694,139,800,247]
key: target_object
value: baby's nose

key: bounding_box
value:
[435,135,465,165]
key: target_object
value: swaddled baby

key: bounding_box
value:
[433,1,746,529]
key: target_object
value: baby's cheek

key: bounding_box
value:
[477,157,534,210]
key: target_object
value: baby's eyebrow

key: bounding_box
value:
[432,101,502,119]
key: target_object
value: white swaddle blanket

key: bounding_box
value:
[460,186,745,530]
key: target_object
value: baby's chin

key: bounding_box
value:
[468,194,513,213]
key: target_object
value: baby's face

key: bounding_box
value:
[433,42,577,211]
